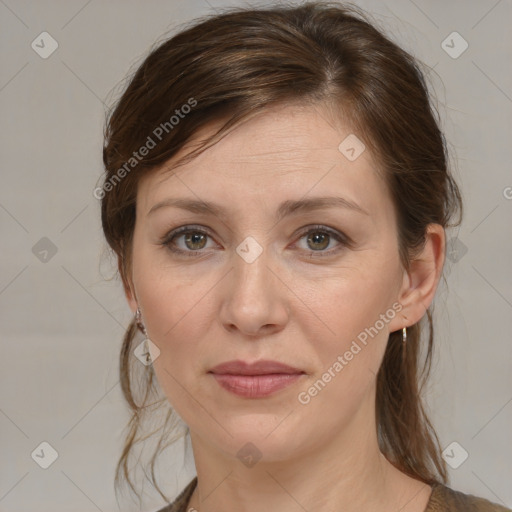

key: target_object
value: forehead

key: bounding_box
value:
[138,103,391,218]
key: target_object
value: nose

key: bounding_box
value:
[219,245,289,337]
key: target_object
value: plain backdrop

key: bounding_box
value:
[1,0,511,511]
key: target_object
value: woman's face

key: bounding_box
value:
[127,103,410,462]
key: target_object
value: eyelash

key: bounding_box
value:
[160,224,350,259]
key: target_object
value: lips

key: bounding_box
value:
[209,359,304,376]
[208,359,306,398]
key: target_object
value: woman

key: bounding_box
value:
[99,2,510,511]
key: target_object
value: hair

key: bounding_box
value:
[100,1,463,505]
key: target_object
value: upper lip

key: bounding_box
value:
[209,359,305,375]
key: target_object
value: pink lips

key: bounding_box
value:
[208,360,305,398]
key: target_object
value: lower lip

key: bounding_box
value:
[211,373,304,398]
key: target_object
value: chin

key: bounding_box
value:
[223,433,304,466]
[196,413,312,464]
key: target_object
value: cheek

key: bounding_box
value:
[131,254,217,390]
[132,242,218,341]
[140,281,204,339]
[137,273,210,417]
[295,261,400,392]
[302,262,399,343]
[293,278,393,429]
[138,279,211,379]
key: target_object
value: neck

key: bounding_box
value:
[185,389,432,512]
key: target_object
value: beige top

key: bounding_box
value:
[156,477,512,512]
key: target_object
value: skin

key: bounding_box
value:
[122,102,445,512]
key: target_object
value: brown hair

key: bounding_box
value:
[100,1,462,505]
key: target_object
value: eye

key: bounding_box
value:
[160,224,350,259]
[161,226,218,257]
[294,225,348,256]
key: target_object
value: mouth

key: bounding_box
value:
[208,359,306,398]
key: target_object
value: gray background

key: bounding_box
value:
[1,0,511,511]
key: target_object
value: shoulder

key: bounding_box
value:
[154,477,198,512]
[426,483,512,512]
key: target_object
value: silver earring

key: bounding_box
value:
[134,307,159,366]
[135,307,148,336]
[401,326,407,364]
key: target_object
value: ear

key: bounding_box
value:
[118,256,138,315]
[389,223,445,331]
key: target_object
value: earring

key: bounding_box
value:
[135,307,148,337]
[401,326,407,364]
[134,307,159,365]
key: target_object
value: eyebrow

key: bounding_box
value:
[148,196,369,220]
